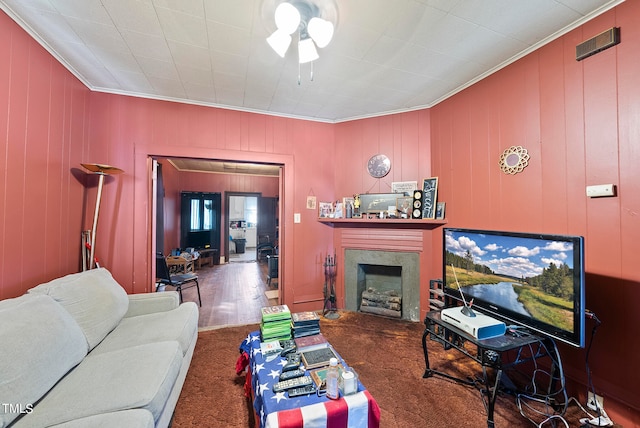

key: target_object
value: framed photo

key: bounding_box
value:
[306,196,317,210]
[318,202,333,218]
[391,181,418,194]
[396,197,412,219]
[421,177,438,219]
[435,202,446,220]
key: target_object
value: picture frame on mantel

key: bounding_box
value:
[421,177,438,219]
[435,202,446,220]
[396,197,412,219]
[318,202,333,218]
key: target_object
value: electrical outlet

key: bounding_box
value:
[294,213,301,223]
[587,391,604,412]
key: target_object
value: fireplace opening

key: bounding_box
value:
[344,249,420,321]
[358,264,402,318]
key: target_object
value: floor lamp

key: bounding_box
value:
[81,163,124,270]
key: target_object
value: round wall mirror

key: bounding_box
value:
[499,146,530,175]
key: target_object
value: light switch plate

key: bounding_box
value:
[586,184,615,198]
[294,213,301,223]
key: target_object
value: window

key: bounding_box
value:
[187,196,214,231]
[181,192,221,250]
[245,197,257,225]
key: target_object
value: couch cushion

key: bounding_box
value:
[0,294,87,427]
[49,409,154,428]
[92,301,198,357]
[13,341,182,428]
[28,268,129,350]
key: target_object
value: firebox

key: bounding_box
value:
[358,264,403,318]
[344,249,420,321]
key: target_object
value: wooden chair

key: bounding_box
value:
[156,253,201,306]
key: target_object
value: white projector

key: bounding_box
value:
[440,306,506,340]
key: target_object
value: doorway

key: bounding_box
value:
[180,191,221,259]
[150,155,284,327]
[227,193,258,263]
[225,193,278,264]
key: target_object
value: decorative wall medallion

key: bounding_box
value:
[499,146,530,175]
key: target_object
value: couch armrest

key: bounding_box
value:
[124,291,180,318]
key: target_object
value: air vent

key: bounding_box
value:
[576,27,620,61]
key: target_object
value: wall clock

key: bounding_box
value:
[367,154,391,178]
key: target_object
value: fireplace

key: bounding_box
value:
[344,249,420,321]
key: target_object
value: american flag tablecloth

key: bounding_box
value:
[238,331,380,428]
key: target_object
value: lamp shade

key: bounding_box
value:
[298,37,319,63]
[307,17,334,48]
[267,29,292,57]
[274,2,300,35]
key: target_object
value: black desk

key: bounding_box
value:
[422,310,564,428]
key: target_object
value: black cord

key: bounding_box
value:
[584,310,602,417]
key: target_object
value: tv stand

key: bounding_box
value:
[422,310,565,428]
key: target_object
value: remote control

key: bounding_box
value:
[272,375,313,392]
[280,339,296,349]
[280,369,306,381]
[288,384,316,397]
[280,339,297,356]
[282,353,301,372]
[280,346,296,356]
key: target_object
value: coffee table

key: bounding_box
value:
[238,331,380,427]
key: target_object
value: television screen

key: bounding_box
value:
[186,231,211,249]
[443,228,585,348]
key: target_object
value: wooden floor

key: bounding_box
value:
[169,256,278,329]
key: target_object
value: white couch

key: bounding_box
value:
[0,268,199,428]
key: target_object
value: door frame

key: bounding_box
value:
[142,146,291,306]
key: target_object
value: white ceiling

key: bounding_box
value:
[0,0,623,123]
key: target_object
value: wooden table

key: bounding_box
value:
[166,255,195,274]
[196,249,217,268]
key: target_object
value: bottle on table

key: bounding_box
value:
[326,357,339,399]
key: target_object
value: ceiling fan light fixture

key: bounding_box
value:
[307,17,334,48]
[298,37,319,63]
[267,29,292,57]
[274,2,301,35]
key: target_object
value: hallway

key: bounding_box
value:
[169,259,278,329]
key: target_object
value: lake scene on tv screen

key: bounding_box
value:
[444,229,576,334]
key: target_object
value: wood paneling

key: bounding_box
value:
[2,2,640,424]
[0,11,89,299]
[429,3,640,421]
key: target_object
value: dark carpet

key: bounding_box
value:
[172,311,587,427]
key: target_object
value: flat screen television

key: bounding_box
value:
[443,228,585,348]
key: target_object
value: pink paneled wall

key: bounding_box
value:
[86,92,336,302]
[2,1,640,424]
[0,11,90,299]
[430,3,640,424]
